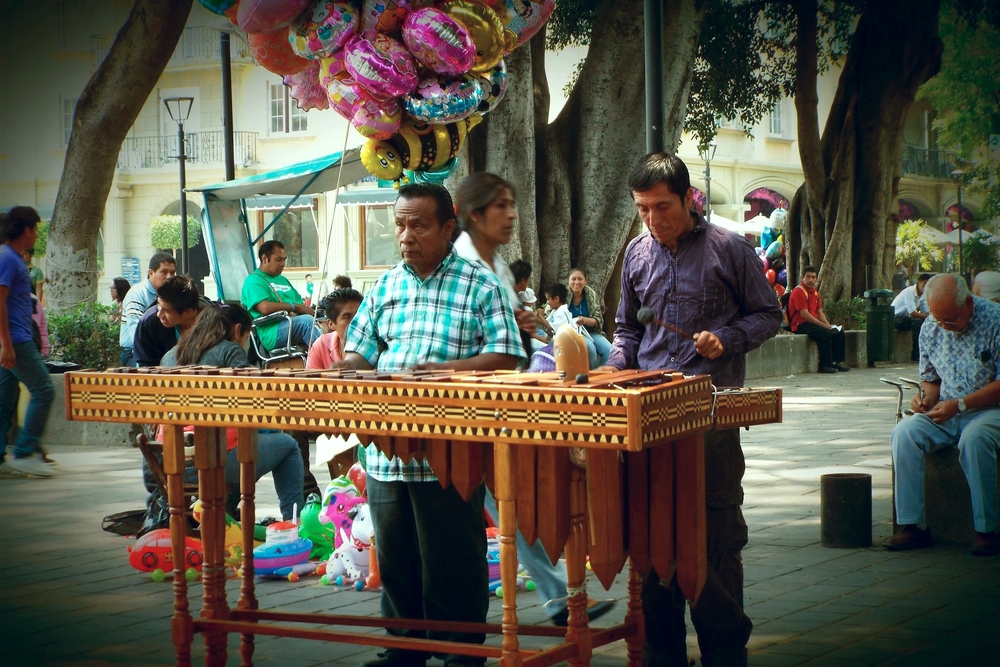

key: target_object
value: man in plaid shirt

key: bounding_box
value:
[339,182,524,667]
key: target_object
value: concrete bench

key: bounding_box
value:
[894,446,1000,545]
[746,329,913,380]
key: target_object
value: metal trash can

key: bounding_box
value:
[821,473,872,548]
[863,288,895,367]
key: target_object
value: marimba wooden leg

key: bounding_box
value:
[565,465,592,666]
[625,564,645,667]
[236,428,259,667]
[494,442,522,667]
[195,426,229,667]
[162,425,193,667]
[675,433,707,604]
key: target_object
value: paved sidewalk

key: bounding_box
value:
[1,363,998,666]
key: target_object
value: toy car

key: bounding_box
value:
[127,528,204,580]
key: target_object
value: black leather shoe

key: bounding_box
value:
[359,650,427,667]
[552,598,617,626]
[883,525,932,551]
[970,531,1000,556]
[832,362,851,372]
[818,365,837,374]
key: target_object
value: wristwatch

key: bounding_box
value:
[958,397,967,412]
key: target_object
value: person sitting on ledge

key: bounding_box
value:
[787,265,850,373]
[892,272,931,362]
[884,273,1000,557]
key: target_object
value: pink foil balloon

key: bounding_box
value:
[344,33,419,98]
[402,8,475,76]
[284,62,330,111]
[326,68,368,121]
[289,0,360,60]
[352,96,403,140]
[238,0,311,33]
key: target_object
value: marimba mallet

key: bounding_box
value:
[636,307,697,341]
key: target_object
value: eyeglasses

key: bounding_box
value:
[936,300,971,329]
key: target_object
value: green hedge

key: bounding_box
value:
[48,303,120,370]
[823,297,867,330]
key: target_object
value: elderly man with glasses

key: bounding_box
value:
[885,273,1000,556]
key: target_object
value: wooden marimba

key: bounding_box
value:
[65,367,781,667]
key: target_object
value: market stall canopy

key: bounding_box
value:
[744,213,772,236]
[942,227,999,245]
[189,147,370,201]
[708,213,764,237]
[918,226,952,244]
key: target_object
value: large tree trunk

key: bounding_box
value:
[47,0,193,311]
[787,0,942,301]
[472,0,705,320]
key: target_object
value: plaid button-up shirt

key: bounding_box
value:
[346,247,524,482]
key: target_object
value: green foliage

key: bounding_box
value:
[918,6,1000,218]
[149,214,201,251]
[823,297,867,330]
[961,233,1000,274]
[48,303,120,370]
[34,220,48,255]
[895,219,944,276]
[544,0,858,150]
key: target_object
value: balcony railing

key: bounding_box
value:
[901,144,957,179]
[91,26,253,69]
[117,131,257,170]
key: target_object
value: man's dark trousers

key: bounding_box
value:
[894,314,923,361]
[794,322,846,368]
[367,477,488,665]
[641,428,753,667]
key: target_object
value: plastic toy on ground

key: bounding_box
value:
[127,528,204,581]
[253,519,313,577]
[193,499,265,570]
[321,502,372,588]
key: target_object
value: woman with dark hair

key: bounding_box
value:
[453,172,536,343]
[452,173,615,626]
[567,268,612,366]
[161,303,304,520]
[110,277,131,322]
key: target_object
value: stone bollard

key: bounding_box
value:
[820,473,872,548]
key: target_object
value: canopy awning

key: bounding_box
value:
[189,147,372,201]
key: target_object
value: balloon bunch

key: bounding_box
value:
[202,0,555,181]
[757,208,788,297]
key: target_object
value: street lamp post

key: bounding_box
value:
[699,142,718,220]
[951,167,966,277]
[164,96,194,275]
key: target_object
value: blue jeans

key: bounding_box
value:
[272,315,322,352]
[0,341,54,461]
[367,477,488,663]
[143,429,304,521]
[591,332,612,366]
[225,430,304,521]
[483,488,568,618]
[892,409,1000,533]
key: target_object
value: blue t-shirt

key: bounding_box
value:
[0,244,36,345]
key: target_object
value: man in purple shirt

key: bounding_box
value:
[606,153,782,667]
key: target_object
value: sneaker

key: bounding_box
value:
[818,365,838,374]
[832,362,851,372]
[551,597,617,627]
[6,454,56,478]
[883,525,932,551]
[970,531,1000,557]
[41,451,58,467]
[0,462,31,479]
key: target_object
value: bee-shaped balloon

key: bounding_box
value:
[361,115,481,180]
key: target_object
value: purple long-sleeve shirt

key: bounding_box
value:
[607,213,782,387]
